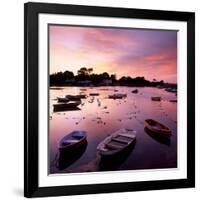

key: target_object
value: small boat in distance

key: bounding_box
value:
[57,97,69,103]
[89,93,100,96]
[97,129,136,157]
[132,89,138,93]
[108,93,127,99]
[58,131,87,153]
[65,94,86,100]
[151,96,161,101]
[53,100,81,112]
[144,119,171,136]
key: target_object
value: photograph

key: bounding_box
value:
[24,2,195,197]
[48,25,178,174]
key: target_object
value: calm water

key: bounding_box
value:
[49,86,177,174]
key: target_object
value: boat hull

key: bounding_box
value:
[53,101,81,112]
[144,119,171,136]
[151,97,161,101]
[100,139,136,158]
[59,137,87,153]
[58,131,87,153]
[97,129,136,158]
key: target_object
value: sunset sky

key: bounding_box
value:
[49,25,177,83]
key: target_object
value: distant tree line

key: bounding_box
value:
[50,67,165,87]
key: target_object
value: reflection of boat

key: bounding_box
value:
[58,131,87,153]
[132,89,138,93]
[144,128,171,146]
[65,95,86,100]
[169,99,177,103]
[97,129,136,158]
[89,93,99,96]
[57,97,69,103]
[144,119,171,136]
[151,96,161,101]
[108,93,127,99]
[58,141,87,170]
[98,141,136,171]
[53,101,81,112]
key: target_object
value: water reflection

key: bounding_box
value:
[58,141,88,170]
[144,128,171,146]
[49,86,177,174]
[99,140,136,171]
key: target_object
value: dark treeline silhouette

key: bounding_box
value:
[50,67,166,87]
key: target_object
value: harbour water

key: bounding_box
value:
[49,86,177,174]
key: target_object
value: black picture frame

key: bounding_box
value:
[24,2,195,198]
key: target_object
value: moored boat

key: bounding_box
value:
[144,119,171,136]
[132,89,138,93]
[58,131,87,153]
[108,93,127,99]
[65,94,86,101]
[97,129,136,157]
[89,93,100,96]
[151,96,161,101]
[57,97,69,103]
[53,100,81,112]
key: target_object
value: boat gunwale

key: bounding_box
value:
[58,131,87,150]
[97,129,136,156]
[145,119,171,135]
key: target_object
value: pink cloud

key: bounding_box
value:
[49,25,177,83]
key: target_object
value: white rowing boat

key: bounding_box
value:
[97,129,136,157]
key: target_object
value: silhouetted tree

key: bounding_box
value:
[78,67,88,76]
[111,74,116,82]
[63,70,74,79]
[88,68,93,75]
[50,67,168,87]
[102,72,110,79]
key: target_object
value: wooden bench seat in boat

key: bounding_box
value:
[112,137,130,144]
[105,141,125,150]
[118,133,136,139]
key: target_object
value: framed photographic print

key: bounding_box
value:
[24,2,195,198]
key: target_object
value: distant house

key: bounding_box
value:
[101,79,112,85]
